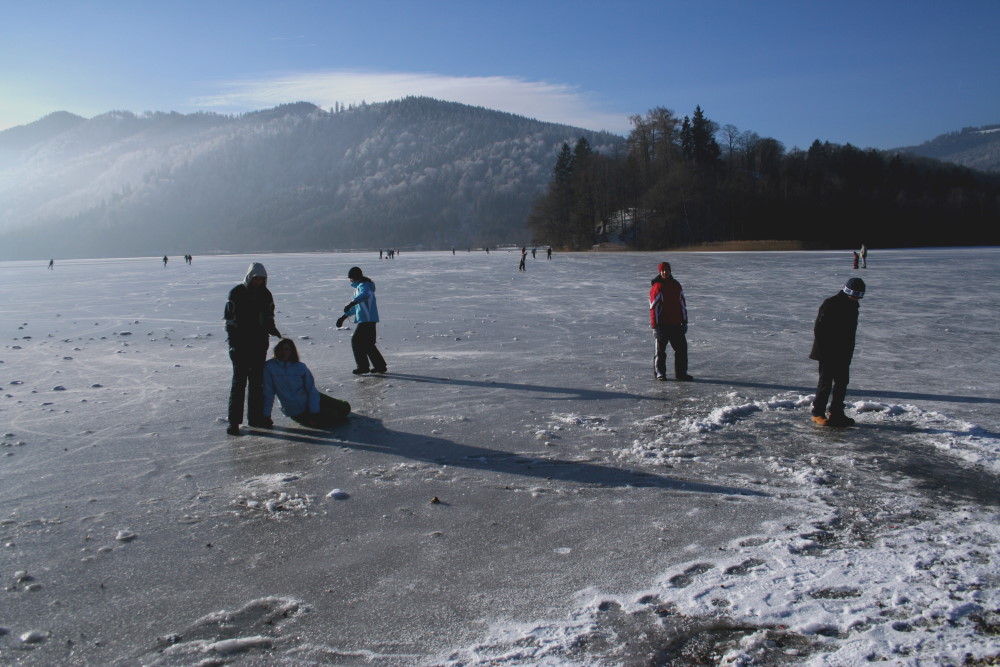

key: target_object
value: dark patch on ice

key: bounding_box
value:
[668,563,715,588]
[809,587,862,600]
[561,599,824,665]
[846,426,1000,506]
[723,558,766,576]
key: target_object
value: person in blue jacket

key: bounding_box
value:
[336,266,388,375]
[263,338,350,427]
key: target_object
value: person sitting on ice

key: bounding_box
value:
[262,338,350,428]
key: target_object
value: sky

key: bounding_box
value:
[1,0,998,150]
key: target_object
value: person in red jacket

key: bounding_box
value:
[649,262,693,381]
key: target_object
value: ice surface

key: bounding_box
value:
[1,248,997,665]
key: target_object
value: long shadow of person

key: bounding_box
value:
[386,372,658,403]
[251,414,767,498]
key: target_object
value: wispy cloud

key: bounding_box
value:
[190,71,630,134]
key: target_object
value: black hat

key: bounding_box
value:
[348,266,363,280]
[843,277,866,299]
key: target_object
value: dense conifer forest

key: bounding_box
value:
[528,107,1000,250]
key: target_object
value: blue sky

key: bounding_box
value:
[2,0,997,150]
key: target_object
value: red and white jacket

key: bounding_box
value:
[649,276,687,328]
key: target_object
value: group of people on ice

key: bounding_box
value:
[224,263,385,436]
[649,260,866,428]
[852,244,868,269]
[226,248,867,436]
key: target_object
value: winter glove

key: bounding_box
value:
[336,315,348,328]
[343,304,353,314]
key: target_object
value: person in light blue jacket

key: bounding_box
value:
[336,266,387,375]
[262,339,350,427]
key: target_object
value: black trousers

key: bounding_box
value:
[653,325,688,378]
[229,343,267,425]
[813,359,851,417]
[352,322,387,371]
[291,393,351,428]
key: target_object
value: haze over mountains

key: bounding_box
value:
[0,98,621,260]
[0,96,995,260]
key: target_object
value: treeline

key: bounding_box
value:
[528,106,1000,249]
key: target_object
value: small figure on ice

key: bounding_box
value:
[809,277,866,427]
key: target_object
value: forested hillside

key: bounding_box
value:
[528,107,1000,250]
[895,125,1000,174]
[0,98,621,259]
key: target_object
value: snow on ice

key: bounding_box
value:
[0,248,997,665]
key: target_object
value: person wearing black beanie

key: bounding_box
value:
[809,277,866,427]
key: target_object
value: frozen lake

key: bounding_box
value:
[1,248,998,665]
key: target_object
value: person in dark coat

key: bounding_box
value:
[224,262,282,435]
[809,277,865,427]
[649,262,693,381]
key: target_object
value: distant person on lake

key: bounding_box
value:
[547,247,552,259]
[518,247,527,272]
[224,262,282,435]
[649,262,693,381]
[48,259,54,270]
[337,266,387,375]
[809,277,866,427]
[163,255,168,267]
[263,338,350,428]
[853,251,859,269]
[860,244,868,269]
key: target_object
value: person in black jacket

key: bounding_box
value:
[224,262,282,435]
[809,277,865,427]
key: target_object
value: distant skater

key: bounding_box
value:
[518,247,527,272]
[809,277,866,427]
[649,262,693,381]
[337,266,387,375]
[263,338,350,428]
[163,255,168,267]
[860,244,868,269]
[852,251,859,270]
[48,259,54,270]
[531,247,537,259]
[224,262,282,435]
[547,247,552,259]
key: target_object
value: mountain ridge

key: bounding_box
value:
[892,124,1000,173]
[0,98,623,259]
